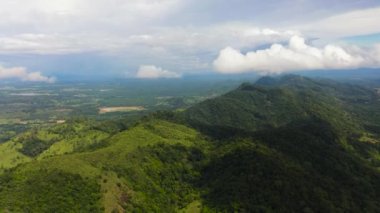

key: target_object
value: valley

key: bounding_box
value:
[0,79,239,144]
[0,75,380,212]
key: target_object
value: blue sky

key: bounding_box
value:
[0,0,379,82]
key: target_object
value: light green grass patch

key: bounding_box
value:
[38,130,109,159]
[0,141,31,171]
[179,200,202,213]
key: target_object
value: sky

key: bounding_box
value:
[0,0,379,82]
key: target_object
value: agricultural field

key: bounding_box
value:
[98,106,146,114]
[0,79,240,143]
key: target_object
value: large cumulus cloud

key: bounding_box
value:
[213,36,380,75]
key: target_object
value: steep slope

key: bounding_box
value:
[0,120,112,172]
[0,119,206,212]
[180,75,380,212]
[200,119,380,212]
[255,75,380,128]
[183,75,359,138]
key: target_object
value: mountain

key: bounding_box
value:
[183,75,362,137]
[181,75,380,212]
[0,75,380,212]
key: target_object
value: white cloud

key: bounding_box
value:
[0,24,298,55]
[0,0,181,32]
[0,66,55,83]
[135,65,181,79]
[299,7,380,38]
[213,36,380,75]
[133,24,299,53]
[374,44,380,63]
[0,0,378,76]
[0,0,183,55]
[0,24,299,78]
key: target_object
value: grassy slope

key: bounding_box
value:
[0,120,111,172]
[0,140,31,170]
[38,129,109,159]
[0,119,205,212]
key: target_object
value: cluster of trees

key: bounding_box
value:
[0,124,26,143]
[18,132,56,157]
[0,169,101,212]
[110,143,204,212]
[199,122,380,212]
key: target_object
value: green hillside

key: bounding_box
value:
[183,75,360,138]
[0,119,206,212]
[0,75,380,212]
[199,119,380,212]
[181,75,380,211]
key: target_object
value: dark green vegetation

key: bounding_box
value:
[0,169,101,212]
[0,75,380,212]
[181,75,380,212]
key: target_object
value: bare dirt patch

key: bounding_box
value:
[99,106,146,114]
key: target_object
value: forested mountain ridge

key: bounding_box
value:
[179,75,380,211]
[183,75,363,137]
[0,75,380,212]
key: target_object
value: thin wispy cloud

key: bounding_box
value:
[299,7,380,38]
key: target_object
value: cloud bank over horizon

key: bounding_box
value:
[0,66,55,83]
[136,65,181,79]
[213,36,380,75]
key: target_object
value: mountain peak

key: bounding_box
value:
[255,74,311,87]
